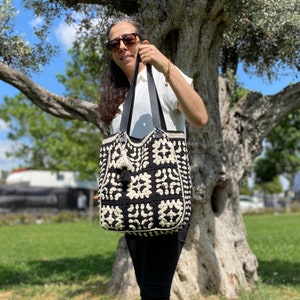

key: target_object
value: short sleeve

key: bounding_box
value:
[153,66,193,111]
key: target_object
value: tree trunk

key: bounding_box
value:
[106,1,300,299]
[107,1,259,299]
[285,174,296,213]
[1,0,300,299]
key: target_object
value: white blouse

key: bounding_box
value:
[110,66,193,139]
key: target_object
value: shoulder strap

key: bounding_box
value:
[119,55,167,134]
[146,64,167,131]
[119,55,140,133]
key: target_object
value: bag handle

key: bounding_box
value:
[119,55,167,135]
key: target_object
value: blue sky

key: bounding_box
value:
[0,0,299,173]
[0,0,76,170]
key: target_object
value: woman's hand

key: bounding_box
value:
[138,43,169,75]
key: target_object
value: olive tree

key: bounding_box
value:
[1,0,300,299]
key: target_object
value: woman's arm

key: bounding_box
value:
[138,43,208,128]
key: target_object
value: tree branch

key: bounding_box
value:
[222,81,300,180]
[0,62,107,132]
[235,82,300,137]
[73,0,139,15]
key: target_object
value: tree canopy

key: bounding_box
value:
[1,1,300,299]
[1,0,300,148]
[2,0,300,80]
[221,0,300,78]
[0,0,58,73]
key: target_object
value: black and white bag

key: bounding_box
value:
[98,57,192,236]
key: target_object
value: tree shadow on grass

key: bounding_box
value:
[0,253,115,287]
[258,259,300,286]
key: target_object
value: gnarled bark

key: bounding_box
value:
[1,0,300,299]
[105,1,300,299]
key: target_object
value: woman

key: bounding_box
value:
[99,18,208,300]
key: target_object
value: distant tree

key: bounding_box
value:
[254,157,278,185]
[0,43,102,179]
[239,178,252,195]
[266,110,300,180]
[254,109,300,210]
[263,110,300,210]
[254,157,282,203]
[264,176,282,195]
[0,93,100,179]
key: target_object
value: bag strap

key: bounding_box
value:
[119,55,140,133]
[147,64,167,131]
[119,55,167,134]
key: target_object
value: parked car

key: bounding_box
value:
[239,195,265,213]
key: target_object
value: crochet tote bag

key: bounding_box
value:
[98,57,192,236]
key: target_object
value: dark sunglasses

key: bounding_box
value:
[105,33,139,52]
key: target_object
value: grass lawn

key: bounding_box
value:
[0,220,122,300]
[0,213,299,299]
[243,213,300,300]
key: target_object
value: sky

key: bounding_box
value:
[0,1,299,184]
[0,0,77,171]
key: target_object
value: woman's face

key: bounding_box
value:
[108,22,141,80]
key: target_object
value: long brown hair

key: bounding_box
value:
[99,18,146,125]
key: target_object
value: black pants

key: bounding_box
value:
[125,226,189,300]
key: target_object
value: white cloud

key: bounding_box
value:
[55,21,78,51]
[0,120,24,171]
[0,119,9,133]
[29,16,44,29]
[28,15,78,52]
[0,139,23,171]
[54,13,101,52]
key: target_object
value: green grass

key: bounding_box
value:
[0,213,299,299]
[0,221,122,299]
[243,213,300,299]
